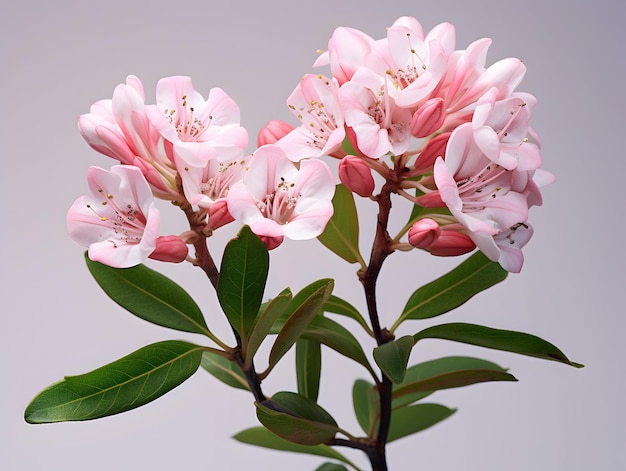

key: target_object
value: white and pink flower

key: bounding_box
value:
[340,67,412,158]
[78,76,180,200]
[277,74,346,161]
[146,76,248,166]
[67,165,187,268]
[226,145,335,248]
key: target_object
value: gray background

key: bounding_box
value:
[2,0,624,469]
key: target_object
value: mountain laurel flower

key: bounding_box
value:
[146,76,248,166]
[472,88,541,171]
[78,75,181,200]
[434,123,530,237]
[338,155,375,197]
[226,145,335,246]
[384,17,453,108]
[257,120,295,146]
[67,165,178,268]
[313,26,376,85]
[341,67,412,158]
[277,74,346,161]
[408,218,441,248]
[176,154,249,210]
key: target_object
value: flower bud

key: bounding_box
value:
[207,199,235,230]
[257,120,295,146]
[426,229,476,256]
[410,98,446,138]
[258,234,284,250]
[149,235,188,263]
[338,155,375,197]
[408,218,441,248]
[412,131,451,175]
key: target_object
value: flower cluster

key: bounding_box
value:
[264,16,552,272]
[70,76,335,267]
[68,16,551,273]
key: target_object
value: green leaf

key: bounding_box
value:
[296,338,322,402]
[218,226,269,340]
[392,356,511,408]
[255,392,339,446]
[322,295,371,334]
[395,251,507,328]
[233,427,357,469]
[299,316,373,372]
[393,369,517,401]
[200,350,249,391]
[25,341,203,423]
[85,254,210,336]
[352,379,379,437]
[316,463,350,471]
[373,336,415,383]
[318,184,363,265]
[268,279,334,372]
[388,403,456,442]
[245,291,292,365]
[413,323,583,367]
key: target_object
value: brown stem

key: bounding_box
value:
[178,194,266,402]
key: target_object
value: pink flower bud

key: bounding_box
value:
[257,120,295,146]
[408,218,441,248]
[207,199,235,230]
[413,131,451,175]
[258,234,284,250]
[415,190,446,208]
[410,98,446,138]
[426,229,476,256]
[149,235,188,263]
[338,155,375,197]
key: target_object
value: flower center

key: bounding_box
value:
[199,160,246,201]
[163,95,212,142]
[85,189,147,247]
[455,163,510,213]
[257,177,300,225]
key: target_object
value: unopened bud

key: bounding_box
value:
[410,98,446,138]
[426,229,476,256]
[149,235,188,263]
[338,155,375,197]
[257,120,295,146]
[258,234,284,250]
[408,218,441,248]
[413,131,451,175]
[207,199,235,230]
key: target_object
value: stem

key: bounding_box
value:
[358,177,400,471]
[178,194,266,402]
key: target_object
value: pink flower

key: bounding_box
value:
[276,74,345,161]
[227,145,335,246]
[385,17,454,108]
[313,27,377,85]
[340,67,412,158]
[67,165,184,268]
[433,123,530,237]
[146,76,248,165]
[176,154,249,209]
[78,75,180,200]
[472,88,541,171]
